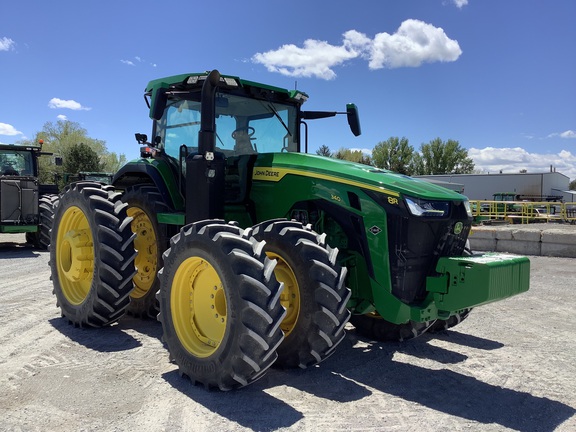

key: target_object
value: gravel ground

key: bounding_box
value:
[1,233,575,432]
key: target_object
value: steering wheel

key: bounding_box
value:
[231,127,255,139]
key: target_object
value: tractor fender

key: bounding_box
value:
[112,159,183,210]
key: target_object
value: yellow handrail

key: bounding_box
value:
[470,200,576,224]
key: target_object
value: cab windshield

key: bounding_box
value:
[155,92,298,161]
[0,149,34,176]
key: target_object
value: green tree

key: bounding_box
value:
[372,137,414,175]
[100,152,127,172]
[316,145,332,157]
[569,179,576,190]
[412,138,474,175]
[18,120,127,185]
[334,148,372,165]
[63,142,103,173]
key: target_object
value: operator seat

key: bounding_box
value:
[232,130,256,154]
[2,165,19,176]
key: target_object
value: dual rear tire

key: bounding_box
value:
[49,183,137,327]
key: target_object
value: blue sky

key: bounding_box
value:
[1,0,575,180]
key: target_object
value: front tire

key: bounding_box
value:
[49,182,137,327]
[251,219,351,369]
[157,221,286,390]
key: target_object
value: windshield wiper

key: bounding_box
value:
[266,103,291,136]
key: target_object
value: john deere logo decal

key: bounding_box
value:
[454,222,463,235]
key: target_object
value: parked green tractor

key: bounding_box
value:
[0,142,59,248]
[63,171,114,185]
[49,70,530,390]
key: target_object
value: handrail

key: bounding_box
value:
[469,200,576,224]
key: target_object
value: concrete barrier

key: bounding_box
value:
[541,229,576,257]
[469,224,576,257]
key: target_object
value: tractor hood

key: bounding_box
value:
[254,152,468,202]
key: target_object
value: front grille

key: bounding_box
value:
[387,203,470,305]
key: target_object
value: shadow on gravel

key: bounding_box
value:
[116,314,163,339]
[430,330,505,351]
[351,360,574,432]
[49,316,152,352]
[175,331,573,432]
[258,363,372,402]
[163,369,304,432]
[321,334,575,432]
[0,242,42,258]
[396,337,469,365]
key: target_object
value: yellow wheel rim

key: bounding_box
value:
[127,206,157,299]
[171,257,227,357]
[268,252,300,337]
[56,206,94,305]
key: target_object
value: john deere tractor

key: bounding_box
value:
[0,142,59,248]
[49,70,529,390]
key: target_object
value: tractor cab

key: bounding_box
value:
[0,145,37,177]
[132,71,360,224]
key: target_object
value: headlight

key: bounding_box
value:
[463,200,473,217]
[405,196,449,217]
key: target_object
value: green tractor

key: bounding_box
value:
[49,70,530,390]
[63,171,114,185]
[0,142,59,248]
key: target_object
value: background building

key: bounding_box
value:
[416,171,576,202]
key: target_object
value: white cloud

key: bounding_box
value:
[121,56,157,68]
[48,98,91,111]
[547,130,576,139]
[469,147,576,180]
[57,114,68,121]
[0,122,23,136]
[453,0,469,8]
[252,38,359,80]
[366,20,462,69]
[0,37,15,51]
[252,20,461,79]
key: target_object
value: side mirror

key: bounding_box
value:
[346,104,361,137]
[135,133,148,144]
[54,156,63,166]
[151,87,168,121]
